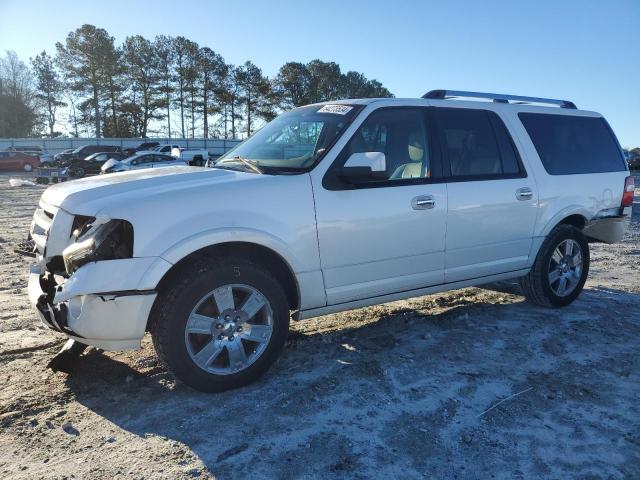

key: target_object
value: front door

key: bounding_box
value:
[313,107,448,305]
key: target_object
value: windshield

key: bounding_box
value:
[216,104,361,172]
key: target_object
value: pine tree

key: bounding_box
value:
[123,35,164,137]
[56,24,118,137]
[154,35,174,138]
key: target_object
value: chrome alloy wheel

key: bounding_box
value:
[184,284,273,375]
[548,239,583,297]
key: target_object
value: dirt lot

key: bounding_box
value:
[0,174,639,479]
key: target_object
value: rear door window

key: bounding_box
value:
[436,108,524,178]
[519,113,626,175]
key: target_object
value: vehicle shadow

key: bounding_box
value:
[64,284,640,478]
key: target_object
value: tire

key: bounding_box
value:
[519,224,590,307]
[71,167,85,178]
[148,256,290,392]
[23,163,33,172]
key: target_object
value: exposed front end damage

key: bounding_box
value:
[28,267,157,350]
[26,198,167,351]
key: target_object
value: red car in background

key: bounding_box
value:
[0,151,41,172]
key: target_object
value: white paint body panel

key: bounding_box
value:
[312,182,447,304]
[445,178,538,282]
[26,97,630,351]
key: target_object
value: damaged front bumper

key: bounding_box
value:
[28,262,159,351]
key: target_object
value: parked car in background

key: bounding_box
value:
[100,152,187,173]
[63,151,127,177]
[52,149,74,163]
[26,90,633,392]
[151,144,210,165]
[0,150,41,172]
[7,146,52,164]
[54,145,122,164]
[181,149,210,166]
[123,141,160,157]
[8,145,43,152]
[152,144,182,156]
[628,155,640,171]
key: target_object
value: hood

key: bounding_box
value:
[41,166,247,215]
[101,158,121,171]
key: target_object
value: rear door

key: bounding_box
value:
[6,152,21,169]
[313,107,448,304]
[150,155,175,167]
[435,107,538,282]
[132,154,154,170]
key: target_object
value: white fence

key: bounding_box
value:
[0,138,242,156]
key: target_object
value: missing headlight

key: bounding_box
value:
[62,219,134,274]
[70,215,95,240]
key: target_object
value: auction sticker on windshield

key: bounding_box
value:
[318,105,353,115]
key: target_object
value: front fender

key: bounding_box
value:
[159,227,305,273]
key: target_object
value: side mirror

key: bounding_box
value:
[341,152,387,180]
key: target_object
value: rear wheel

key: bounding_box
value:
[148,257,290,392]
[23,163,33,172]
[520,224,589,307]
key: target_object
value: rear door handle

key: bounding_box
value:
[515,187,533,201]
[412,195,435,210]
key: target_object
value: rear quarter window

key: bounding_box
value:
[519,113,626,175]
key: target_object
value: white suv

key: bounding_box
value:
[27,90,634,391]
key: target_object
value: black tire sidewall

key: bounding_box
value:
[539,226,590,307]
[153,260,290,392]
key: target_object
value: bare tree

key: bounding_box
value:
[31,51,66,136]
[0,50,38,136]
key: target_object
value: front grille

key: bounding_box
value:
[30,204,55,256]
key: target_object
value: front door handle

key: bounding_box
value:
[515,187,534,201]
[412,195,435,210]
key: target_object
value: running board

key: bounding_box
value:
[294,269,529,320]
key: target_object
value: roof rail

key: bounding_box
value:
[423,90,577,109]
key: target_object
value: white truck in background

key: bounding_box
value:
[152,144,210,166]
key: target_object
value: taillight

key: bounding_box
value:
[622,176,635,207]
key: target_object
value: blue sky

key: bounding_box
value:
[0,0,638,146]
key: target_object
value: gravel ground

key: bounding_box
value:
[0,173,639,479]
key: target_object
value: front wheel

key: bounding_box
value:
[69,167,85,178]
[520,224,590,307]
[148,257,290,392]
[23,163,33,172]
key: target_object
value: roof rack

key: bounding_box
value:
[423,90,577,109]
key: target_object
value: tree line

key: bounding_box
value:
[0,24,393,139]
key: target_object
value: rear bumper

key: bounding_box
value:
[28,266,156,351]
[583,207,631,244]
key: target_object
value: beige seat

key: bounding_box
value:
[390,132,428,180]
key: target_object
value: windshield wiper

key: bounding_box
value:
[217,156,263,174]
